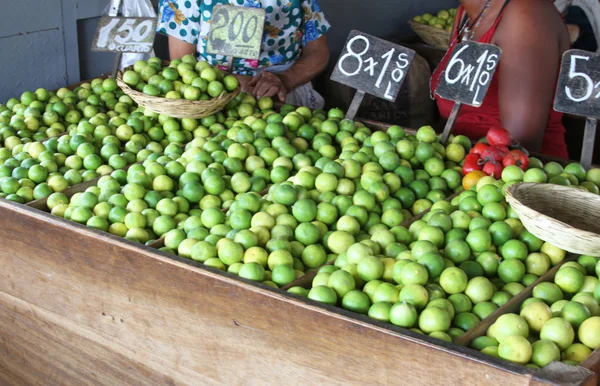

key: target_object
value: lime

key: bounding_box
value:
[489,314,529,342]
[271,265,296,286]
[472,302,498,320]
[578,316,600,349]
[368,302,392,322]
[308,285,337,305]
[520,301,553,332]
[389,302,418,328]
[465,277,495,304]
[357,256,384,281]
[498,335,532,365]
[238,262,266,282]
[452,311,480,332]
[399,284,429,310]
[533,282,564,305]
[471,336,499,351]
[562,343,592,364]
[439,267,468,294]
[341,290,371,314]
[327,269,355,298]
[561,301,591,329]
[466,229,492,253]
[498,259,526,283]
[418,306,451,333]
[531,340,561,367]
[540,317,575,350]
[554,266,585,294]
[327,231,355,254]
[448,293,473,314]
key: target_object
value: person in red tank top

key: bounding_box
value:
[431,0,571,158]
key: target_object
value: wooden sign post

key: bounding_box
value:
[91,0,157,78]
[554,49,600,169]
[434,41,502,144]
[330,30,416,120]
[206,5,266,73]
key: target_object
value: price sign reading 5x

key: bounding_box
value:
[206,5,266,60]
[554,49,600,119]
[331,30,416,102]
[92,17,157,53]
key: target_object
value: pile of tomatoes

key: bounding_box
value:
[462,127,530,178]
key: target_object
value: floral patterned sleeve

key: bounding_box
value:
[156,0,201,45]
[300,0,330,46]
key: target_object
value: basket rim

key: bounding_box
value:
[505,182,600,238]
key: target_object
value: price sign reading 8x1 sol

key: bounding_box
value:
[554,49,600,119]
[435,41,502,107]
[331,30,416,102]
[92,17,157,53]
[206,5,266,60]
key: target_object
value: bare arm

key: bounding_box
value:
[168,36,195,60]
[250,35,330,101]
[495,1,567,151]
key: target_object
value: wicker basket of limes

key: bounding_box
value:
[116,57,240,119]
[506,183,600,256]
[409,8,456,49]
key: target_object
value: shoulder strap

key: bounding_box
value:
[490,0,512,30]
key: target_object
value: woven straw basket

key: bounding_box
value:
[505,183,600,256]
[409,21,451,49]
[116,69,240,119]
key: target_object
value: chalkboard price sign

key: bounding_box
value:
[554,49,600,119]
[331,30,416,103]
[206,5,266,60]
[554,49,600,169]
[435,41,502,107]
[92,17,157,53]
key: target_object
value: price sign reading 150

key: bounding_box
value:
[92,17,157,53]
[331,30,415,102]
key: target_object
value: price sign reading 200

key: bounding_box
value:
[330,30,416,102]
[206,5,266,60]
[554,49,600,119]
[435,41,502,107]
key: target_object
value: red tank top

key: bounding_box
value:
[431,4,569,158]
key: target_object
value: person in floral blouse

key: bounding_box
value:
[157,0,331,108]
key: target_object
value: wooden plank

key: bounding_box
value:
[0,292,201,386]
[581,348,600,382]
[0,199,540,386]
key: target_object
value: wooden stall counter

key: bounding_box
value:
[2,199,597,385]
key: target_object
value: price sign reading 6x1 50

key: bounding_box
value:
[554,49,600,119]
[92,17,157,53]
[206,5,266,60]
[330,30,416,102]
[435,41,502,107]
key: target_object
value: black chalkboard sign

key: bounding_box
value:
[554,49,600,119]
[331,30,416,103]
[91,17,157,54]
[554,49,600,169]
[435,41,502,107]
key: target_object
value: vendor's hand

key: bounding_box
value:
[249,71,288,102]
[234,74,254,94]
